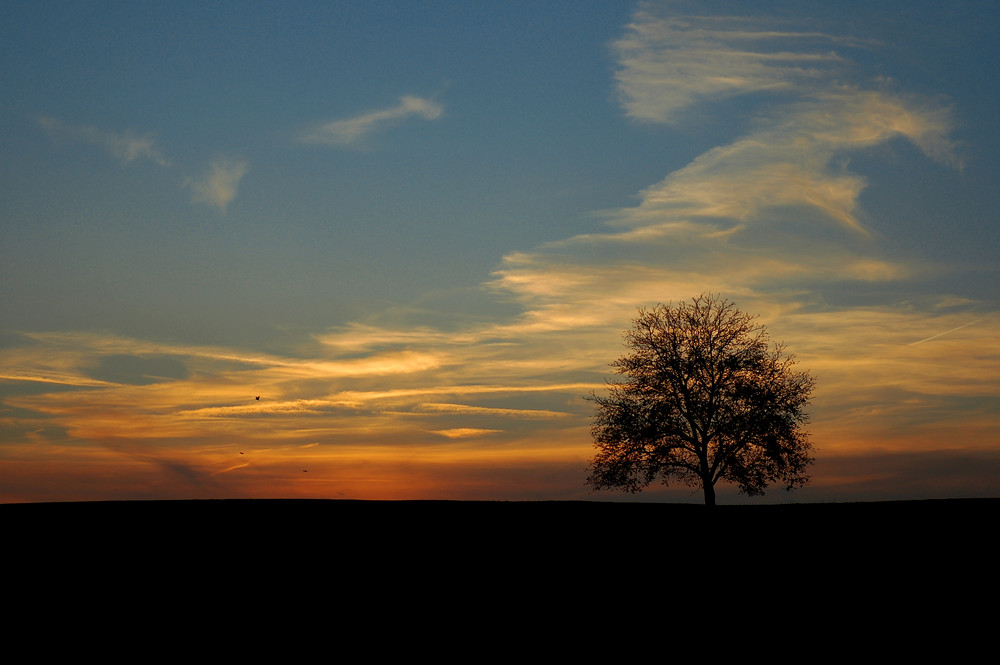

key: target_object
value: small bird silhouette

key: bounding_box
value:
[255,396,260,400]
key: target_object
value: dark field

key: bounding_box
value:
[5,497,995,552]
[5,499,995,604]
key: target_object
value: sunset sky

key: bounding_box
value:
[2,1,997,504]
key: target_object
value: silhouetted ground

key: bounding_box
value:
[5,497,995,551]
[5,498,994,608]
[7,498,990,640]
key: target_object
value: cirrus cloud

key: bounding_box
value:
[297,95,444,147]
[612,12,862,124]
[39,116,170,167]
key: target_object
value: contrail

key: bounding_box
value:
[905,319,983,347]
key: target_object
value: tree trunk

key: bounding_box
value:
[703,481,716,507]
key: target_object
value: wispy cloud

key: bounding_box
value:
[428,428,503,439]
[415,403,570,420]
[39,116,257,211]
[480,7,960,316]
[613,13,864,124]
[602,90,959,236]
[297,95,443,147]
[185,158,249,212]
[39,116,170,166]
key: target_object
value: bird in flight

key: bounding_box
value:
[255,396,260,400]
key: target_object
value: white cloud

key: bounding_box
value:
[613,13,856,124]
[297,95,444,147]
[38,116,170,166]
[606,90,958,236]
[186,158,249,212]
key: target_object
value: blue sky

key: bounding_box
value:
[2,1,998,503]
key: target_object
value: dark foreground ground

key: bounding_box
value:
[5,497,996,551]
[4,498,995,608]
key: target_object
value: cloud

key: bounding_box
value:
[428,428,503,439]
[186,158,249,212]
[603,90,958,236]
[38,116,170,166]
[297,95,444,147]
[38,116,261,211]
[612,13,864,124]
[604,7,960,237]
[415,403,570,420]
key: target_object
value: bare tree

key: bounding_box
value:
[587,294,815,506]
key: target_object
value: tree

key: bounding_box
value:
[587,294,815,506]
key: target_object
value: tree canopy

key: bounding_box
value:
[587,294,815,506]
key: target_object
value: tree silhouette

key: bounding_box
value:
[587,294,815,506]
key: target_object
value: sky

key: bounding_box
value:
[2,0,997,504]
